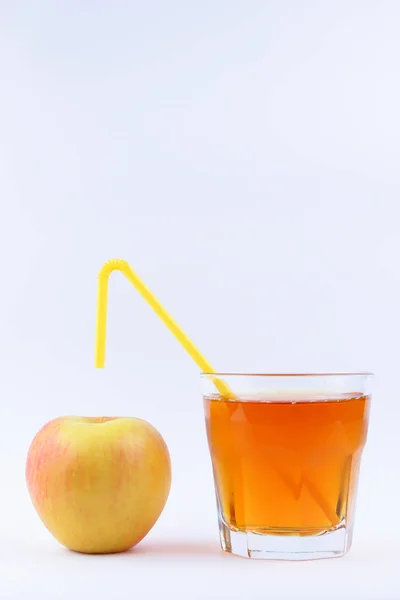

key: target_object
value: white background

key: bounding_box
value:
[1,1,400,598]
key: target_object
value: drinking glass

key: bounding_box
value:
[203,373,372,560]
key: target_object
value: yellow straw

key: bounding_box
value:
[94,259,234,398]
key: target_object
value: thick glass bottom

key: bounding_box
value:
[219,520,353,561]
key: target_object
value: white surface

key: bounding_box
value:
[2,454,400,600]
[3,449,400,600]
[1,1,400,598]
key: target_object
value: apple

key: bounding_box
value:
[26,416,171,554]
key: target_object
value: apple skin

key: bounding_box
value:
[26,416,171,554]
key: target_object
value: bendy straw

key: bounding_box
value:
[94,259,234,398]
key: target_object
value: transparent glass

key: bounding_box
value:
[203,373,372,560]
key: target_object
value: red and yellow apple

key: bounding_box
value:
[26,416,171,554]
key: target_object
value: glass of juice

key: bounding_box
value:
[203,372,372,560]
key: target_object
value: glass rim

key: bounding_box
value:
[201,371,373,378]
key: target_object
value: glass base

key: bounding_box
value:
[219,521,353,561]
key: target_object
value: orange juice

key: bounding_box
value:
[205,393,370,535]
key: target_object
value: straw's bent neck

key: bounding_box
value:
[99,259,132,279]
